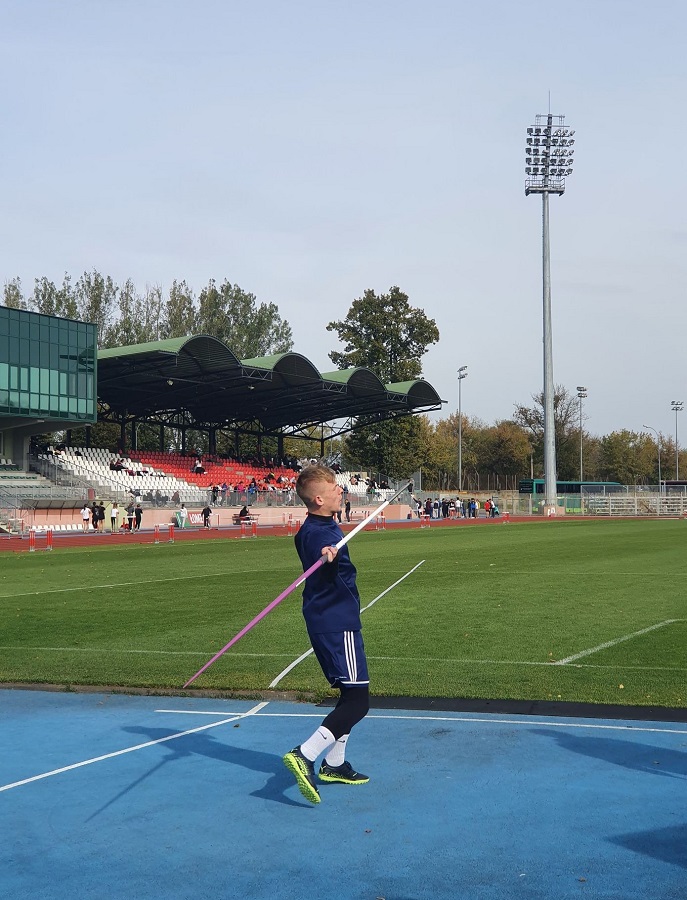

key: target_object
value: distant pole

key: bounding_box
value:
[643,425,661,497]
[525,112,575,513]
[457,366,468,490]
[577,386,587,482]
[671,401,683,479]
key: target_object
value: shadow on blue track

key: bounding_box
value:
[119,725,307,807]
[610,824,687,869]
[531,728,687,779]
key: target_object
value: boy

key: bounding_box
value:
[283,464,370,804]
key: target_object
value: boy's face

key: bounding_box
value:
[311,478,343,516]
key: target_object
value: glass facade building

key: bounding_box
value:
[0,307,97,422]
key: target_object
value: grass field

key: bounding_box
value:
[1,518,685,707]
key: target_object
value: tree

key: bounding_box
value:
[196,279,293,357]
[32,274,78,319]
[513,385,580,479]
[326,286,439,383]
[162,279,197,339]
[344,415,432,481]
[3,277,26,309]
[480,420,532,484]
[327,286,439,478]
[104,280,164,348]
[75,270,118,346]
[598,430,657,484]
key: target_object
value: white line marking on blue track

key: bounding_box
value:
[154,709,687,735]
[0,701,269,794]
[553,619,681,665]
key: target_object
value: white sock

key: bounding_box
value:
[324,734,349,767]
[300,726,336,762]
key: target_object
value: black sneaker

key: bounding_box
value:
[318,760,370,784]
[283,747,320,803]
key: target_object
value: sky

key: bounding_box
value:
[2,0,687,439]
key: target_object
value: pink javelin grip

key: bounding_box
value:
[182,481,414,688]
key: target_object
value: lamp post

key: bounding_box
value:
[526,112,575,513]
[457,366,468,491]
[577,386,587,482]
[671,400,683,479]
[643,425,662,499]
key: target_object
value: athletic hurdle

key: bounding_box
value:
[168,523,175,543]
[154,524,160,544]
[240,520,247,539]
[420,514,431,528]
[251,520,257,538]
[28,528,53,552]
[375,514,386,531]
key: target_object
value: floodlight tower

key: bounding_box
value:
[671,400,683,479]
[577,386,587,482]
[525,113,575,513]
[457,366,468,490]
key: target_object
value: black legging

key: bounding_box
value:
[321,684,370,740]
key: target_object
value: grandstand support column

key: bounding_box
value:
[209,428,216,456]
[159,424,165,452]
[85,426,91,448]
[131,420,138,452]
[119,422,126,454]
[277,433,284,461]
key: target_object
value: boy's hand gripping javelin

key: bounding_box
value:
[182,481,415,688]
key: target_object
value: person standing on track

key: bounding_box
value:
[283,464,370,804]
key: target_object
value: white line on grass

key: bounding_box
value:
[1,647,685,672]
[0,701,268,794]
[4,572,685,602]
[154,709,687,736]
[0,571,236,600]
[553,620,681,666]
[268,560,426,688]
[0,646,296,657]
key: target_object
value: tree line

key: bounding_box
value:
[3,272,293,358]
[3,275,676,486]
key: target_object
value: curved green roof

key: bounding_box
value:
[97,335,444,432]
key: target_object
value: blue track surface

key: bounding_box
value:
[1,690,685,899]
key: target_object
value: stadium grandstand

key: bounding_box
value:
[1,308,444,534]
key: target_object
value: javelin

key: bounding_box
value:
[182,480,415,688]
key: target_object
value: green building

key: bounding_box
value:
[0,307,97,466]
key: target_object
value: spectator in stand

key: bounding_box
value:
[193,458,205,474]
[211,485,219,505]
[171,490,180,505]
[221,482,228,505]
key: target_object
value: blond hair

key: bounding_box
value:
[296,464,336,508]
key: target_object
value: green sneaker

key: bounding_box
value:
[318,760,370,784]
[283,747,320,804]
